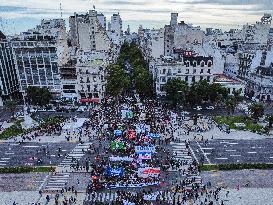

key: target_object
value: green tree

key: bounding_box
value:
[249,103,264,123]
[165,79,189,108]
[225,97,237,115]
[133,66,154,98]
[106,64,130,96]
[26,87,52,106]
[5,100,17,116]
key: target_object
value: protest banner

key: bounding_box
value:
[135,146,156,153]
[138,167,160,178]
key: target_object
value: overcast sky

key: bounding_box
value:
[0,0,272,35]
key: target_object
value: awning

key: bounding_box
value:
[80,98,100,103]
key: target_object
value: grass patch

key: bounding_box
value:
[199,163,273,171]
[0,166,56,173]
[214,115,267,134]
[0,124,24,140]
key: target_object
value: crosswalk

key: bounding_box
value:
[57,142,93,173]
[171,142,193,164]
[0,157,9,167]
[170,141,203,188]
[43,173,70,192]
[43,142,92,192]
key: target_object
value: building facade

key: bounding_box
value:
[11,19,67,98]
[0,32,19,105]
[76,51,108,103]
[150,52,214,96]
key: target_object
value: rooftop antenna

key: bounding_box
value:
[60,2,63,18]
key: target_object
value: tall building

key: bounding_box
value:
[69,10,112,52]
[107,13,123,45]
[170,13,178,27]
[76,51,108,103]
[0,31,19,105]
[11,19,68,99]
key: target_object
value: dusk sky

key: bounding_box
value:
[0,0,272,35]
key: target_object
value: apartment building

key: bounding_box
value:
[0,31,19,105]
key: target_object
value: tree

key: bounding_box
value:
[133,66,154,98]
[165,79,189,108]
[225,97,237,115]
[5,100,17,116]
[249,103,264,122]
[26,87,52,106]
[106,64,130,97]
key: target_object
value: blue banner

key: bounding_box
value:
[148,133,160,139]
[106,167,124,177]
[114,130,122,136]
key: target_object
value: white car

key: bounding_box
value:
[206,106,215,110]
[194,106,203,111]
[77,106,87,112]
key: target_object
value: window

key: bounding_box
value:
[207,76,210,82]
[193,69,196,74]
[208,61,212,67]
[200,76,203,80]
[207,69,211,74]
[186,69,189,74]
[201,61,205,67]
[193,61,197,67]
[192,76,195,83]
[162,69,166,74]
[185,76,188,82]
[200,69,203,74]
[178,68,181,73]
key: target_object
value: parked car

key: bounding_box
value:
[193,106,202,111]
[77,106,87,112]
[206,106,215,110]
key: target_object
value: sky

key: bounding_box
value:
[0,0,272,35]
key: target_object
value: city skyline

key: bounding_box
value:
[0,0,273,35]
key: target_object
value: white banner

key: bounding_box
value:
[109,156,134,162]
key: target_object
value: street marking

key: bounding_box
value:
[201,148,214,150]
[230,155,241,157]
[5,152,14,155]
[188,145,199,164]
[247,152,257,154]
[215,158,228,160]
[196,141,211,164]
[228,143,238,145]
[269,157,273,159]
[226,150,236,152]
[22,145,40,148]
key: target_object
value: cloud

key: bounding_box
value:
[0,0,272,34]
[0,6,28,12]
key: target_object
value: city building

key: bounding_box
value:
[214,74,245,96]
[11,19,68,99]
[76,50,108,104]
[107,13,123,46]
[0,31,19,106]
[69,10,112,53]
[150,51,215,96]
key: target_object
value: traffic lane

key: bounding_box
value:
[0,142,77,167]
[190,139,273,164]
